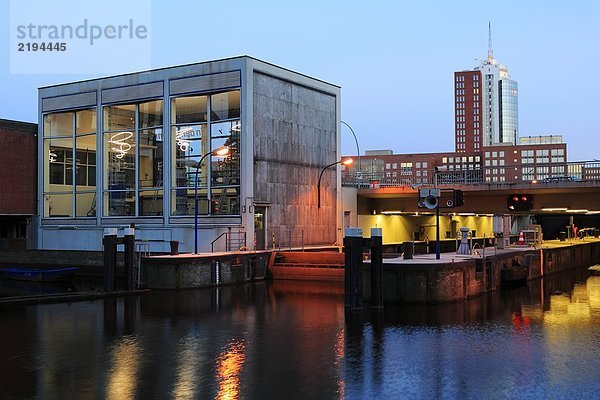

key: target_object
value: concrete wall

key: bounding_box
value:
[143,251,270,289]
[253,72,338,245]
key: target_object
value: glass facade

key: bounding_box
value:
[43,90,240,219]
[43,109,97,217]
[499,79,518,144]
[171,90,240,217]
[103,100,164,216]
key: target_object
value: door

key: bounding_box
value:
[254,206,266,250]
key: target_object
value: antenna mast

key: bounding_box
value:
[487,22,493,61]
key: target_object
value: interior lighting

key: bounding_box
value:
[541,208,568,212]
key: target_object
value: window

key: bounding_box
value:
[103,100,164,217]
[170,90,240,216]
[43,109,97,218]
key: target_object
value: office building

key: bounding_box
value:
[37,56,341,252]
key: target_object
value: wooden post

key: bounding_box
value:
[103,228,118,292]
[370,227,384,309]
[344,228,363,311]
[124,227,135,291]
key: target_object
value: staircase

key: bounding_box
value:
[270,251,345,281]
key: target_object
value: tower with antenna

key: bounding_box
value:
[454,23,519,152]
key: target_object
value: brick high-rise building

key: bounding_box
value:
[454,70,482,153]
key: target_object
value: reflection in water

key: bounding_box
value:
[1,268,599,399]
[107,336,141,400]
[172,334,204,400]
[216,340,246,400]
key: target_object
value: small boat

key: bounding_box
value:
[501,260,528,286]
[0,267,79,282]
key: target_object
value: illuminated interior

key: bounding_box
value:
[42,90,241,218]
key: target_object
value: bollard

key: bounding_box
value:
[103,228,118,292]
[124,227,135,290]
[401,241,413,259]
[170,240,179,255]
[344,228,363,311]
[370,228,384,310]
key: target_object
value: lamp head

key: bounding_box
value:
[341,158,353,166]
[213,146,230,157]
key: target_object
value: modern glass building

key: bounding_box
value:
[37,56,341,251]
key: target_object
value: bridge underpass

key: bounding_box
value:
[347,181,600,243]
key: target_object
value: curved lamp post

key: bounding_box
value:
[194,146,230,254]
[318,158,353,208]
[341,121,361,185]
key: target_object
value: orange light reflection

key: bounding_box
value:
[216,340,246,400]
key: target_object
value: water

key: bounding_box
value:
[1,267,599,399]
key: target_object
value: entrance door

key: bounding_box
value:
[254,206,266,250]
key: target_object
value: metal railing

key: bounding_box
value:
[272,228,305,251]
[342,160,600,188]
[135,242,150,288]
[211,228,247,252]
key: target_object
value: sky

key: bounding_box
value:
[1,0,599,160]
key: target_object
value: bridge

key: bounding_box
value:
[342,160,600,241]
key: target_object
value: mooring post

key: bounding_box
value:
[103,228,118,292]
[344,228,363,311]
[124,227,135,291]
[370,227,384,309]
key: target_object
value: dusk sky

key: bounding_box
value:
[2,0,599,160]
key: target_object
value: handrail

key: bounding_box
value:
[211,230,247,252]
[211,232,228,252]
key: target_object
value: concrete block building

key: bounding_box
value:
[37,56,341,252]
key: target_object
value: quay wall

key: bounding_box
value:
[363,241,600,304]
[142,251,272,289]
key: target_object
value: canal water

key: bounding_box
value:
[1,267,599,399]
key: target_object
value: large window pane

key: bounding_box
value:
[139,129,163,189]
[75,192,96,217]
[211,91,240,121]
[172,96,207,124]
[172,125,208,188]
[211,188,240,215]
[139,100,163,128]
[44,193,73,217]
[104,104,135,131]
[76,109,96,134]
[171,189,208,216]
[44,112,73,137]
[44,137,73,189]
[210,121,240,186]
[105,131,135,191]
[75,134,97,188]
[104,190,135,216]
[139,189,163,216]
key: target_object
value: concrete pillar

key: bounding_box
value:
[124,227,135,291]
[370,227,383,309]
[344,228,363,311]
[103,228,118,292]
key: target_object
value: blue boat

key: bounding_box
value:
[0,267,79,282]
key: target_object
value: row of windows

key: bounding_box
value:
[43,90,242,218]
[443,156,481,163]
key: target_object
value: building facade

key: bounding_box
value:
[37,57,341,252]
[0,119,37,249]
[455,30,518,151]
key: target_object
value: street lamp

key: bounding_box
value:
[318,158,353,208]
[194,146,230,254]
[341,121,361,186]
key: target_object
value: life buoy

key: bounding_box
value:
[419,226,426,235]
